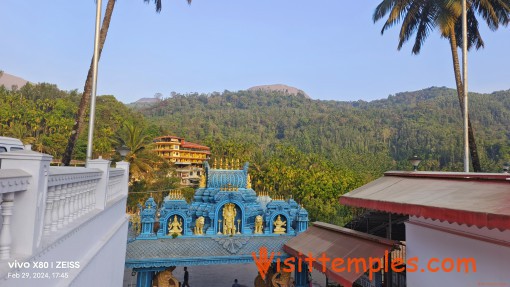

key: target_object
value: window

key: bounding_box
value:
[0,147,7,153]
[11,147,23,151]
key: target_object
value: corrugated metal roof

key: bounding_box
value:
[340,171,510,231]
[283,222,397,287]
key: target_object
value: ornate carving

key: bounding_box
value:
[199,174,206,188]
[254,215,264,234]
[222,203,237,235]
[273,215,286,234]
[271,270,294,287]
[212,236,250,254]
[246,173,252,189]
[168,215,183,236]
[194,216,205,235]
[154,267,180,287]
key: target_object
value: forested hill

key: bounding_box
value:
[136,86,510,173]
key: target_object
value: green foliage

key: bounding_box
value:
[129,87,510,222]
[0,84,141,160]
[136,87,510,173]
[3,82,510,225]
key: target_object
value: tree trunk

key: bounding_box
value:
[62,0,116,165]
[448,27,481,172]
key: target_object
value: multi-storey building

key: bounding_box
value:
[153,135,211,186]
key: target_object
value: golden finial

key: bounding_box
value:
[246,173,252,189]
[237,159,240,169]
[220,158,224,169]
[231,158,235,170]
[213,158,217,169]
[199,174,206,188]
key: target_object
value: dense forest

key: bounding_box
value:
[2,83,509,225]
[137,86,510,173]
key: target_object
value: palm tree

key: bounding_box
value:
[62,0,192,166]
[116,122,154,183]
[373,0,510,172]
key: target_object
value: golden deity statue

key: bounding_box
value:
[254,215,264,234]
[246,173,252,189]
[271,270,293,287]
[168,215,183,236]
[199,174,206,188]
[222,203,237,235]
[194,216,205,235]
[154,267,179,287]
[273,215,286,234]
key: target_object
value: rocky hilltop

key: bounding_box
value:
[0,71,29,90]
[248,84,310,98]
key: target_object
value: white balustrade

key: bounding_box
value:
[0,152,129,261]
[47,168,102,232]
[0,169,31,260]
[107,168,125,202]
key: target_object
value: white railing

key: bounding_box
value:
[0,169,31,260]
[107,168,124,202]
[0,151,129,262]
[45,167,102,235]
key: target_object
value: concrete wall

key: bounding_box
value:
[71,199,128,287]
[406,216,510,286]
[0,151,129,287]
[0,198,128,287]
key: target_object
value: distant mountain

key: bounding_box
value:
[248,84,310,99]
[0,72,29,90]
[130,97,161,106]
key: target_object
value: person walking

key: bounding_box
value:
[232,278,241,287]
[182,267,190,287]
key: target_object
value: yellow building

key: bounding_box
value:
[153,135,211,186]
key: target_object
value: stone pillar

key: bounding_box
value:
[294,261,308,287]
[86,158,110,210]
[116,161,130,197]
[136,270,154,287]
[0,150,52,256]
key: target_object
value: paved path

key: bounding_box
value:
[124,264,327,287]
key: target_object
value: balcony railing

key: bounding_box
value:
[0,151,129,266]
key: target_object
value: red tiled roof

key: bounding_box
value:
[181,141,210,151]
[340,171,510,231]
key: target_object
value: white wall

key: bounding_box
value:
[0,198,128,287]
[406,216,510,286]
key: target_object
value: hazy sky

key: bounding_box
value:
[1,1,509,103]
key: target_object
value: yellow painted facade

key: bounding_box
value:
[153,135,211,186]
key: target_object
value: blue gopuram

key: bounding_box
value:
[125,161,310,287]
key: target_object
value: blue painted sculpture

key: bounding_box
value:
[137,161,308,240]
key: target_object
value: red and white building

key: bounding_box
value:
[340,171,510,286]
